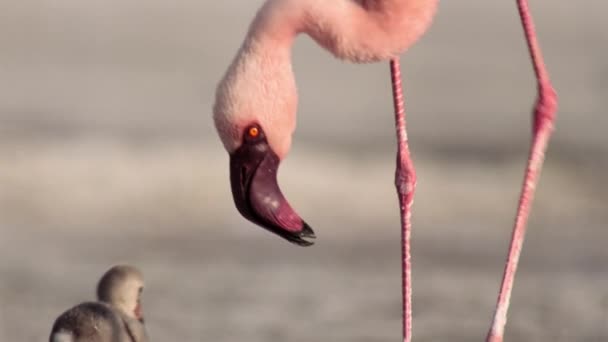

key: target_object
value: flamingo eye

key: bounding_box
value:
[243,124,264,143]
[248,127,259,138]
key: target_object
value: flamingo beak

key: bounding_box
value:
[134,300,144,323]
[229,136,316,247]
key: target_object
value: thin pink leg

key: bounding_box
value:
[486,1,558,341]
[390,58,416,342]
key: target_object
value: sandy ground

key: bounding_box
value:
[1,1,607,341]
[1,142,606,341]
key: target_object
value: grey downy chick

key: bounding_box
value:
[49,265,148,342]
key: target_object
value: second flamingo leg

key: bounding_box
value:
[486,1,558,341]
[390,58,417,342]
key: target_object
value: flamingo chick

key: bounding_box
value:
[213,0,438,246]
[49,265,148,342]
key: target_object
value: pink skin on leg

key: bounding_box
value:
[390,58,416,342]
[486,1,558,341]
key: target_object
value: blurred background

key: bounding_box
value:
[1,1,607,341]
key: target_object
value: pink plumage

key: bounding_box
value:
[211,1,558,341]
[213,0,438,159]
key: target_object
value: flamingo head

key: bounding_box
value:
[212,41,316,247]
[97,265,145,323]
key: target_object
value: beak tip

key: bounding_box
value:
[301,221,316,238]
[291,221,316,247]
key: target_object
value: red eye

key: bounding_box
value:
[248,126,259,138]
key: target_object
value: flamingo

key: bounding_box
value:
[49,265,148,342]
[212,1,557,341]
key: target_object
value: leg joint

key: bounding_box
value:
[395,171,416,195]
[536,84,558,121]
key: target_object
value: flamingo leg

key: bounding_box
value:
[390,58,416,342]
[486,1,558,341]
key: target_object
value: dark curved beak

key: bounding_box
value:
[230,142,316,246]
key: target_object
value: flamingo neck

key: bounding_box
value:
[246,0,439,63]
[247,0,302,49]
